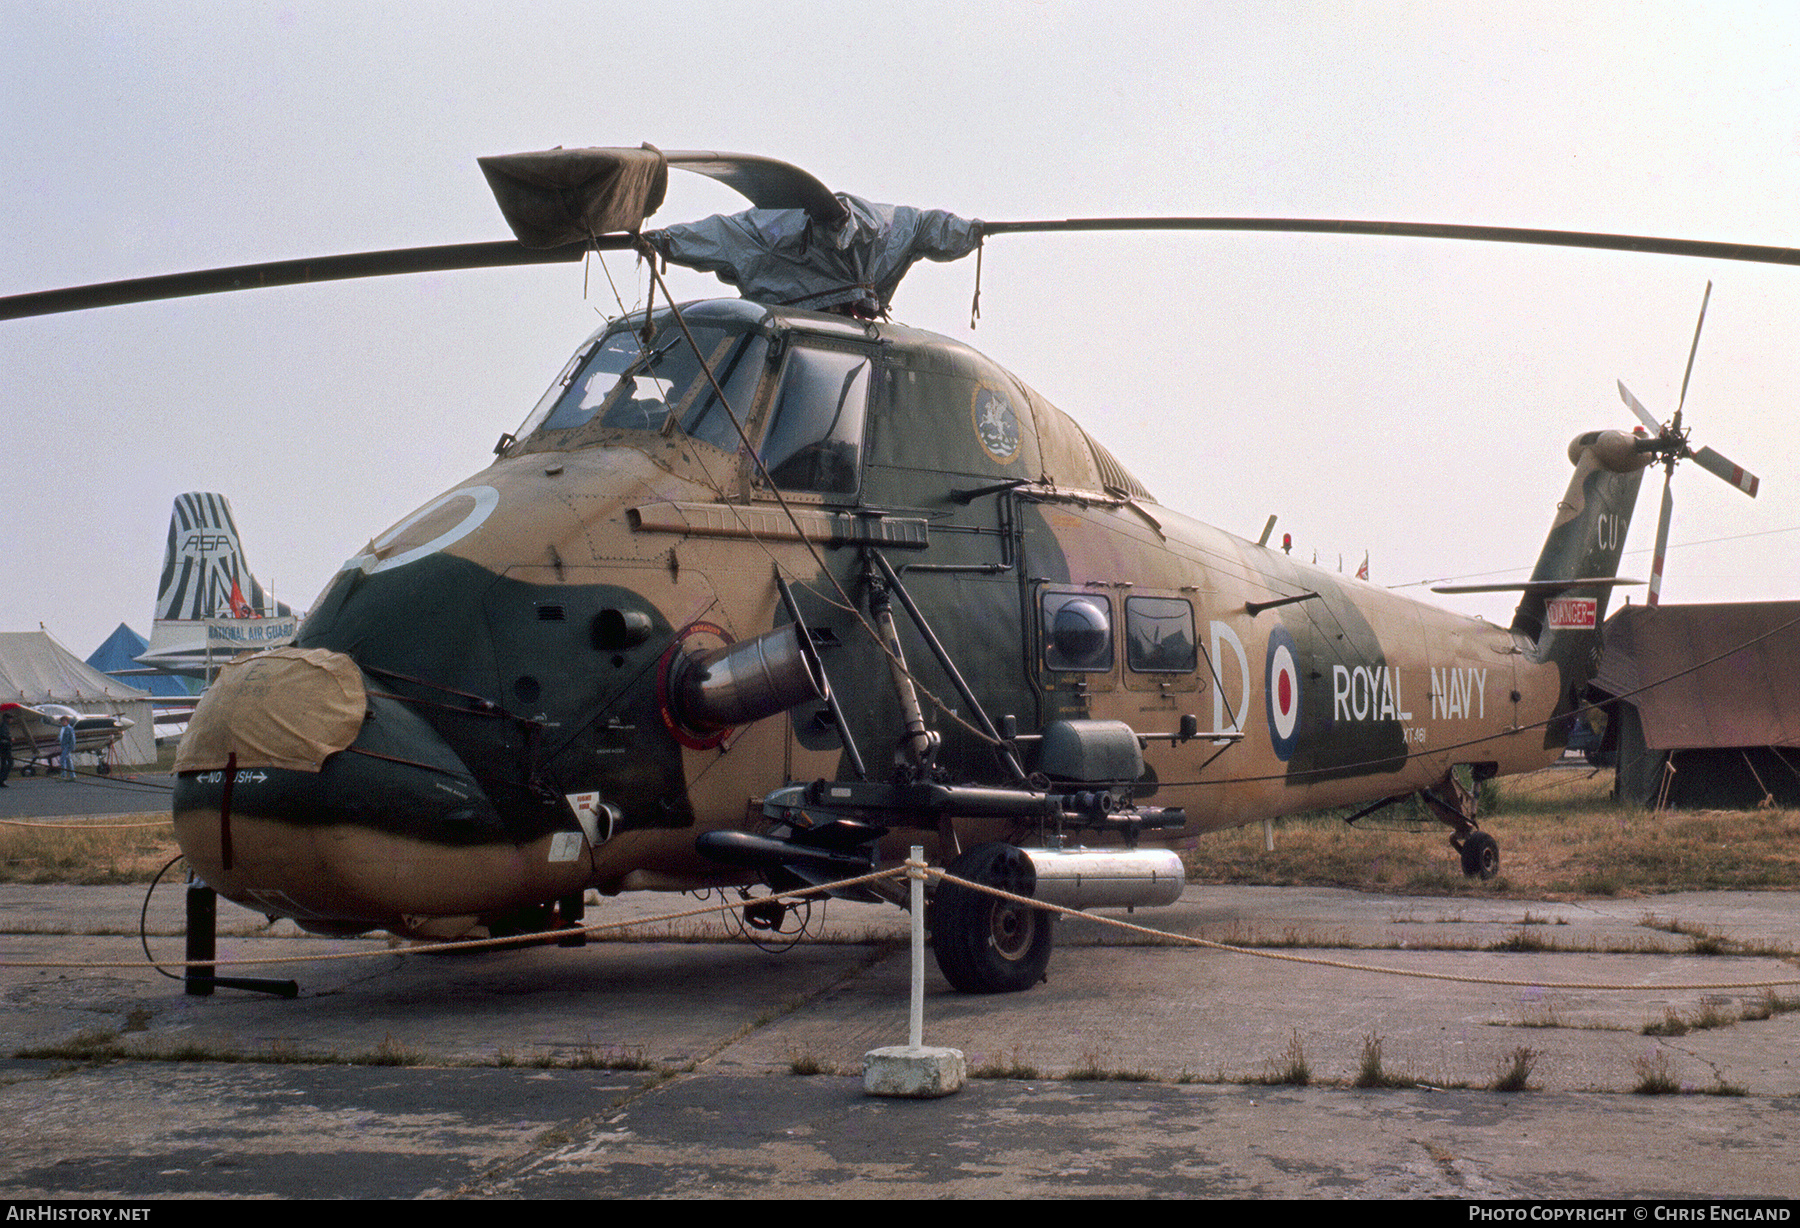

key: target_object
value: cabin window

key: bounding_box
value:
[1041,592,1113,671]
[1125,597,1196,673]
[517,324,767,450]
[758,346,871,495]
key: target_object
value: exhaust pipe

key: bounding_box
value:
[671,623,827,734]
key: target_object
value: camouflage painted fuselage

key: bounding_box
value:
[172,299,1643,936]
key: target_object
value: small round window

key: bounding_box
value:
[1042,592,1113,671]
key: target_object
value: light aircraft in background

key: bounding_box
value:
[1,702,136,776]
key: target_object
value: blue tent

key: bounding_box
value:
[86,623,200,699]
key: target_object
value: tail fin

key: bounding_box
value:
[1510,430,1651,674]
[154,493,292,620]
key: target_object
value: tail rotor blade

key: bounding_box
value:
[1617,380,1663,434]
[1691,445,1760,497]
[1675,280,1712,427]
[1648,469,1674,608]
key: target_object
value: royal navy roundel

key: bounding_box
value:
[1265,625,1302,761]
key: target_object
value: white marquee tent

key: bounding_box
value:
[0,631,155,766]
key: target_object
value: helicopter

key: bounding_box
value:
[1,146,1776,993]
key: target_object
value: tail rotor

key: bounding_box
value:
[1614,281,1761,606]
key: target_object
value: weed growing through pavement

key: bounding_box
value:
[1352,1033,1419,1089]
[1488,928,1550,953]
[1642,998,1745,1036]
[1632,1050,1680,1095]
[1490,1046,1539,1092]
[1255,1030,1311,1086]
[787,1049,836,1076]
[1065,1048,1154,1082]
[969,1049,1042,1080]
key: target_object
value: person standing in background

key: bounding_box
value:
[58,715,76,781]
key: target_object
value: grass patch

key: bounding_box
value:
[1641,998,1744,1036]
[1254,1031,1311,1086]
[1064,1049,1154,1082]
[1183,770,1800,897]
[567,1043,655,1071]
[1740,991,1800,1022]
[359,1034,423,1066]
[787,1050,839,1076]
[1491,1046,1539,1092]
[1628,1050,1747,1096]
[1510,1004,1566,1029]
[1635,914,1783,957]
[15,1028,127,1061]
[1689,1000,1737,1031]
[1688,931,1731,956]
[1487,928,1552,953]
[0,815,178,884]
[1632,1051,1681,1095]
[1352,1034,1419,1089]
[970,1049,1042,1080]
[14,1030,423,1068]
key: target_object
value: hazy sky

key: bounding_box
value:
[4,1,1797,657]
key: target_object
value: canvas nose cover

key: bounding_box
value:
[174,647,497,827]
[176,647,366,773]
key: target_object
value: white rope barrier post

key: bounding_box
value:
[862,846,966,1098]
[910,843,925,1049]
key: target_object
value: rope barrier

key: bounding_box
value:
[922,864,1800,992]
[5,862,1797,992]
[0,815,172,830]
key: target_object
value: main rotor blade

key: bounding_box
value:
[0,238,610,320]
[1617,381,1663,434]
[982,217,1800,267]
[1691,445,1761,497]
[1676,279,1712,422]
[662,150,847,226]
[1649,469,1674,608]
[13,208,1800,323]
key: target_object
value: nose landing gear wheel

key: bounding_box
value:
[930,842,1054,993]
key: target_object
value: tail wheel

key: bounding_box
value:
[1460,831,1500,880]
[931,842,1053,994]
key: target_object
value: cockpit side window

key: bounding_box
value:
[1125,597,1197,672]
[679,333,767,452]
[757,345,871,496]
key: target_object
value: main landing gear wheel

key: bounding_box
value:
[1459,831,1500,880]
[930,842,1053,994]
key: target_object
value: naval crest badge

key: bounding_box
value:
[972,386,1021,464]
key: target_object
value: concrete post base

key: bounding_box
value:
[862,1045,966,1098]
